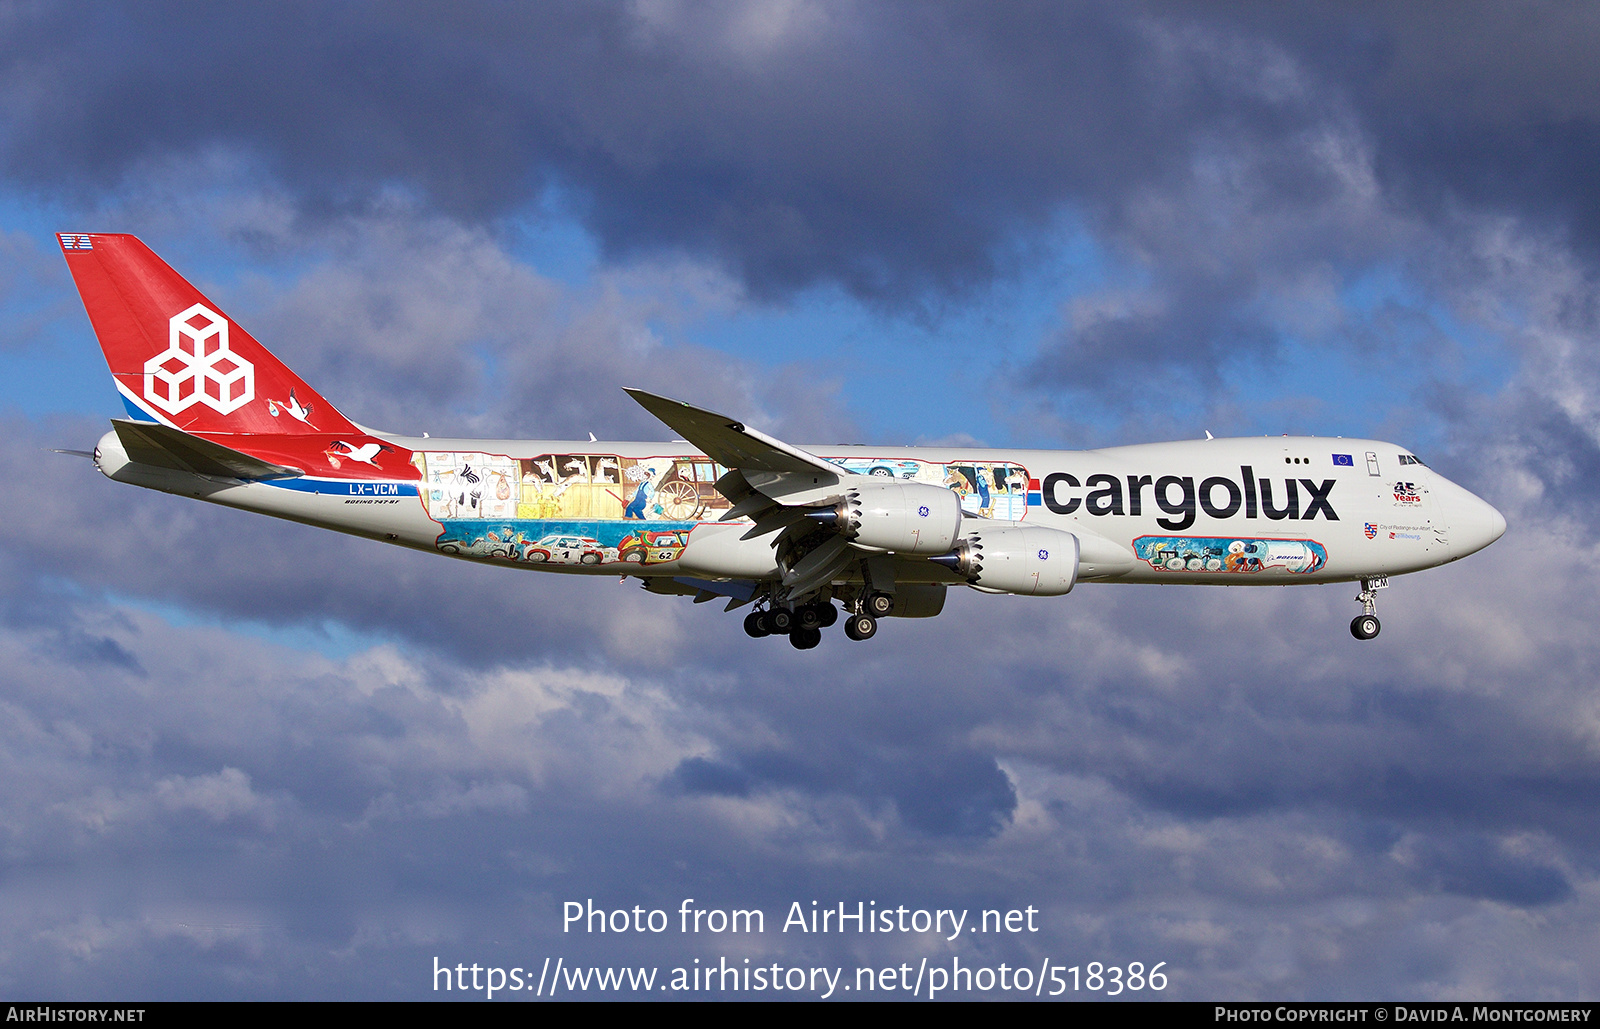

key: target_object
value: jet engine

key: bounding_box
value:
[931,524,1080,596]
[834,482,963,555]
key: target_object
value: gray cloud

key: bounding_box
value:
[234,215,857,442]
[7,3,1591,309]
[4,552,1600,998]
[10,1,1600,434]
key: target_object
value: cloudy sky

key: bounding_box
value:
[2,0,1599,1000]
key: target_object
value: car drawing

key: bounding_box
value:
[522,534,607,565]
[618,528,691,564]
[437,526,527,559]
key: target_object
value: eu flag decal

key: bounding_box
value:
[1332,454,1354,466]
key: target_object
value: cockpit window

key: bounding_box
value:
[1398,454,1427,467]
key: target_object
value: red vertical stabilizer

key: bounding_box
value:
[59,233,359,436]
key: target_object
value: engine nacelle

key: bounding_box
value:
[933,523,1080,596]
[838,482,962,555]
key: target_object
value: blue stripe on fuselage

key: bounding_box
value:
[259,478,418,497]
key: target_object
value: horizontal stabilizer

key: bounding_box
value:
[110,419,303,480]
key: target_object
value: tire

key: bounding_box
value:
[526,551,547,563]
[580,553,601,565]
[440,544,460,554]
[844,614,877,641]
[769,608,794,633]
[797,605,823,630]
[789,627,822,650]
[1350,614,1381,640]
[818,603,838,628]
[866,592,894,618]
[870,467,894,477]
[744,611,770,638]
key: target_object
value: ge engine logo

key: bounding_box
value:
[144,304,255,415]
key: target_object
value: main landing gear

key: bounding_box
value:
[743,602,834,649]
[1350,576,1388,640]
[743,591,890,648]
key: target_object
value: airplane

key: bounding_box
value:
[55,233,1507,649]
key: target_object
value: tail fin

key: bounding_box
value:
[58,233,358,435]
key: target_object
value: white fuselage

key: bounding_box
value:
[94,430,1505,588]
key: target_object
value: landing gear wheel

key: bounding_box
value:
[789,627,822,650]
[865,592,894,618]
[844,614,878,641]
[768,608,794,634]
[1351,576,1387,641]
[797,605,823,631]
[744,611,770,638]
[818,603,838,628]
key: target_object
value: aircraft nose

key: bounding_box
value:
[1450,489,1507,557]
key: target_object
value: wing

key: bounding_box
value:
[624,389,897,601]
[622,388,841,479]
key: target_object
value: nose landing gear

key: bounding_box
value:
[1351,576,1387,640]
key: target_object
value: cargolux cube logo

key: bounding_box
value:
[144,304,254,415]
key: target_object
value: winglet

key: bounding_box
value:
[623,389,841,478]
